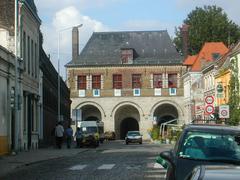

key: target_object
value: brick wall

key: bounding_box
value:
[67,65,186,98]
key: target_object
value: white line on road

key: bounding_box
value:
[97,164,115,170]
[153,162,164,169]
[69,164,87,170]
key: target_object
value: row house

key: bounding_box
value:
[183,42,229,123]
[66,29,186,139]
[0,0,41,153]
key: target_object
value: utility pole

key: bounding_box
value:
[14,0,19,152]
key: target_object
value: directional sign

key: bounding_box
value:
[205,105,214,114]
[205,96,214,104]
[219,105,229,118]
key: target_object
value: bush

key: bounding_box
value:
[151,125,160,140]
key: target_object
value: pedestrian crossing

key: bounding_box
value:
[68,162,165,171]
[68,162,167,179]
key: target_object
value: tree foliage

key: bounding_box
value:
[228,56,240,125]
[174,5,240,55]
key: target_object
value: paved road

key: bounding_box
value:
[2,141,171,180]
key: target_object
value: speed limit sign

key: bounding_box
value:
[205,105,214,114]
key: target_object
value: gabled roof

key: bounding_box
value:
[184,42,229,72]
[67,30,182,66]
[183,55,197,65]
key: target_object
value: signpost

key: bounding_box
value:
[205,96,215,115]
[205,105,214,114]
[205,96,214,104]
[219,105,229,118]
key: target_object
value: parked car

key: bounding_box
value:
[125,131,142,144]
[159,124,240,180]
[185,165,240,180]
[104,131,116,140]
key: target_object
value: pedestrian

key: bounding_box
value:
[75,127,83,148]
[55,122,64,149]
[65,125,73,149]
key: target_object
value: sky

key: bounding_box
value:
[34,0,240,80]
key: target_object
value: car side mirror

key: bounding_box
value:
[160,151,174,167]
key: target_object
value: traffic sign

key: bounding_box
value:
[205,105,214,114]
[205,96,214,104]
[219,105,229,118]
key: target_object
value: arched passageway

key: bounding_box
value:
[153,104,178,125]
[81,105,102,121]
[120,118,139,139]
[114,104,140,139]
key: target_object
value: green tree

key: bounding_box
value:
[174,5,240,55]
[228,56,240,125]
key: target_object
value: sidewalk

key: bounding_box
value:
[0,144,87,177]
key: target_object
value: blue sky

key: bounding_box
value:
[34,0,240,79]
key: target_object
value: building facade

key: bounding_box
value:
[183,42,229,123]
[0,0,41,153]
[39,45,71,147]
[66,29,186,139]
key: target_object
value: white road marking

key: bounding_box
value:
[97,164,115,170]
[153,162,164,169]
[68,164,87,170]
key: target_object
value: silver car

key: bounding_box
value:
[125,131,142,145]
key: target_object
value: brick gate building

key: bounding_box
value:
[66,29,186,139]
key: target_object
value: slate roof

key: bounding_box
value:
[67,30,182,66]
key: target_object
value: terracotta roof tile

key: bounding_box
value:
[183,55,197,65]
[191,42,228,71]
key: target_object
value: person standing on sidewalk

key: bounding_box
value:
[75,127,83,148]
[65,125,73,148]
[55,122,64,149]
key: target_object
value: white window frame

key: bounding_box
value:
[133,88,141,96]
[93,89,100,97]
[79,90,86,97]
[114,89,121,96]
[154,88,162,96]
[169,88,177,96]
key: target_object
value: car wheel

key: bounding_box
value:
[139,142,142,144]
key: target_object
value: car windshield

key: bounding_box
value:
[178,131,240,162]
[81,127,97,134]
[127,131,140,136]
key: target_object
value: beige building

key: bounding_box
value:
[66,29,186,139]
[0,0,41,153]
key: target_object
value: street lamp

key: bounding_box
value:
[57,24,83,122]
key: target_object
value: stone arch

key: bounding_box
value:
[150,100,184,119]
[74,101,106,121]
[111,101,144,118]
[112,102,142,139]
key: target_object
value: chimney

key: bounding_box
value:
[72,27,79,63]
[180,24,189,58]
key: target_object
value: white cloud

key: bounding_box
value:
[41,6,110,79]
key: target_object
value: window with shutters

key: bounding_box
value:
[77,75,86,89]
[113,74,122,89]
[168,74,177,88]
[92,75,101,89]
[132,74,141,88]
[153,74,162,88]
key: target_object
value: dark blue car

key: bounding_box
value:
[160,124,240,180]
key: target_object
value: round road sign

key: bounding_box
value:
[221,110,228,117]
[205,105,214,114]
[205,96,214,104]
